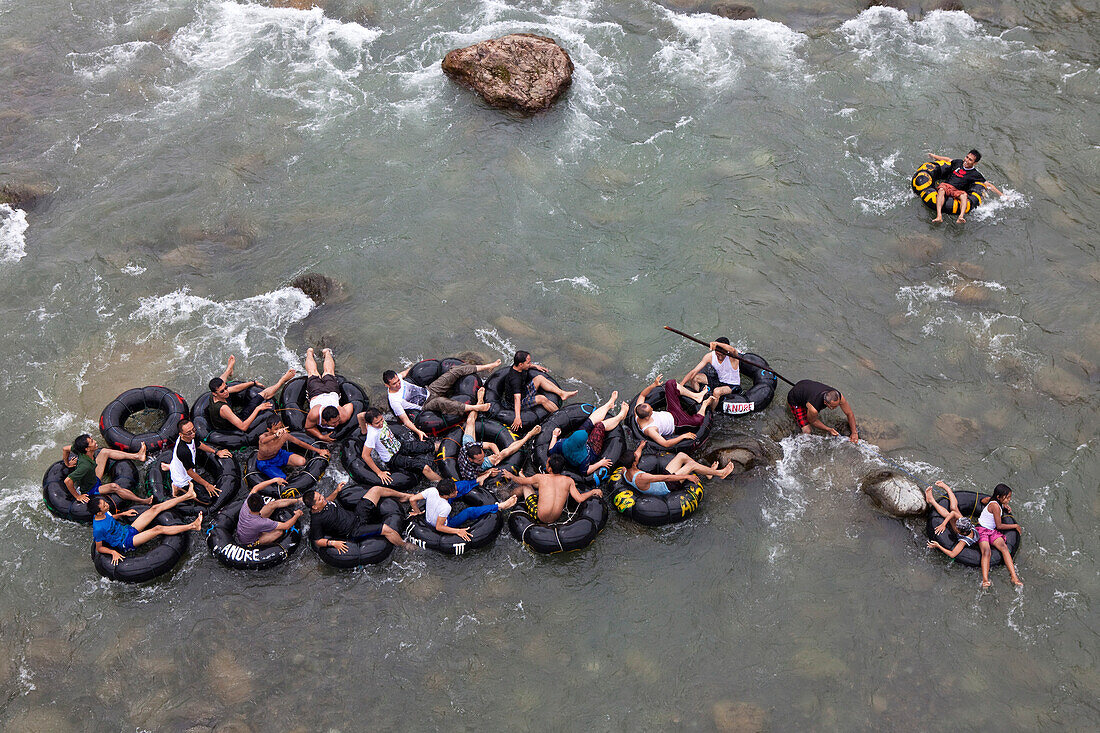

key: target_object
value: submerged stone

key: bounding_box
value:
[712,700,768,733]
[860,469,927,517]
[707,3,759,20]
[0,181,52,210]
[290,272,343,305]
[442,34,573,113]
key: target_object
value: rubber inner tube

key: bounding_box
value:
[279,374,369,442]
[404,485,504,555]
[507,495,609,554]
[339,426,419,492]
[531,403,626,490]
[607,452,704,527]
[99,386,188,452]
[91,509,190,583]
[925,490,1021,568]
[244,432,330,497]
[192,384,276,449]
[403,357,481,437]
[626,386,713,455]
[206,493,303,569]
[482,365,563,434]
[705,352,778,415]
[42,456,139,523]
[438,418,525,484]
[146,446,241,519]
[311,485,405,568]
[911,161,984,217]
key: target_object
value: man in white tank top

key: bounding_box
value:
[682,337,742,400]
[632,374,711,450]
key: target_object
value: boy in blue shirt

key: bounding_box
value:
[91,490,202,566]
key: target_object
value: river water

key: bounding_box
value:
[1,0,1097,729]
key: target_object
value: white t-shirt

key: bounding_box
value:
[711,352,741,386]
[649,411,676,437]
[364,422,402,465]
[421,486,452,528]
[387,378,429,418]
[169,436,198,488]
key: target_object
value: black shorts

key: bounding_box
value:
[702,365,742,395]
[306,374,340,401]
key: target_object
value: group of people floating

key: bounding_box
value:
[49,307,1024,586]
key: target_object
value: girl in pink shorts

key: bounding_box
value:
[977,483,1023,588]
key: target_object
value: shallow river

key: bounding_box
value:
[1,0,1097,729]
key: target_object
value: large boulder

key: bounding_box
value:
[0,181,52,210]
[441,33,573,113]
[707,3,758,19]
[703,431,782,474]
[859,470,927,517]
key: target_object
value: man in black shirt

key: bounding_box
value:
[502,350,578,431]
[786,379,859,443]
[304,483,417,553]
[928,149,1004,224]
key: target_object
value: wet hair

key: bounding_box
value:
[321,406,339,422]
[364,407,384,423]
[634,403,653,420]
[513,350,530,367]
[715,337,731,345]
[824,390,841,405]
[90,495,112,515]
[208,377,225,393]
[265,415,283,431]
[382,370,398,383]
[990,483,1012,503]
[72,434,93,455]
[547,454,566,474]
[301,488,321,508]
[466,442,484,456]
[968,149,981,163]
[955,517,974,535]
[247,493,266,512]
[437,478,458,497]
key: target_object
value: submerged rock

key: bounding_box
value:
[712,700,768,733]
[934,413,981,443]
[0,181,52,210]
[707,3,758,19]
[703,432,781,473]
[442,33,573,113]
[860,470,927,517]
[927,0,964,11]
[290,272,342,305]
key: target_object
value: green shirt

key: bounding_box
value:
[67,454,98,492]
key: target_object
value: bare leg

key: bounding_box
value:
[260,369,296,400]
[422,464,442,482]
[475,359,502,373]
[534,394,560,414]
[255,528,286,546]
[531,374,577,401]
[96,443,146,471]
[364,485,413,503]
[132,488,197,531]
[463,410,478,441]
[956,196,969,224]
[600,402,630,432]
[697,396,716,416]
[322,348,335,377]
[587,391,618,424]
[99,483,153,505]
[933,189,945,223]
[495,425,540,463]
[666,454,733,479]
[222,355,235,382]
[979,542,992,587]
[286,453,307,470]
[381,523,416,549]
[132,512,202,547]
[676,383,709,403]
[304,347,320,377]
[994,537,1022,585]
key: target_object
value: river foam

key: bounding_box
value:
[0,204,28,263]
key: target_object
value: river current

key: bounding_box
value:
[1,0,1097,730]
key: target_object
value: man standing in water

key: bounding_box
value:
[929,150,1004,224]
[786,379,859,444]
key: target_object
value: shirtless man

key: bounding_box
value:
[255,416,330,480]
[302,347,356,442]
[206,354,294,434]
[503,351,578,432]
[633,374,714,450]
[502,455,602,524]
[786,378,859,443]
[62,434,150,505]
[383,358,499,440]
[165,419,232,497]
[928,150,1004,224]
[682,338,742,401]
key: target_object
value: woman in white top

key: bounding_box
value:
[976,483,1023,587]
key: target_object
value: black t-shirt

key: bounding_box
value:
[943,159,986,192]
[206,398,238,432]
[309,500,378,542]
[787,379,836,410]
[501,368,532,400]
[174,439,196,471]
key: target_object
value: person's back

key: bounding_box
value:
[236,496,280,545]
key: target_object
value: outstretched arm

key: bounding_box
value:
[981,181,1004,196]
[569,481,601,504]
[839,397,859,443]
[637,374,663,404]
[928,153,952,162]
[682,355,710,385]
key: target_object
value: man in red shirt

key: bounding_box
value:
[928,149,1004,224]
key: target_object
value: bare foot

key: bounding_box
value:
[498,495,518,510]
[562,389,579,400]
[981,580,992,588]
[608,390,618,404]
[189,512,203,530]
[135,442,147,462]
[486,359,501,369]
[322,347,333,356]
[476,386,486,404]
[473,403,491,412]
[306,347,314,357]
[718,463,735,479]
[139,495,154,505]
[182,488,198,501]
[226,355,235,378]
[160,462,171,472]
[528,424,542,436]
[931,216,943,223]
[277,368,296,385]
[956,217,966,224]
